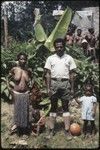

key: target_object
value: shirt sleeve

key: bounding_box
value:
[80,96,84,102]
[69,56,77,70]
[44,57,51,70]
[92,96,97,103]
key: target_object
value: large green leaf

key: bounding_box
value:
[44,7,73,51]
[34,15,47,42]
[1,77,6,82]
[40,98,50,105]
[3,89,9,97]
[43,104,51,116]
[1,83,7,94]
[37,67,44,72]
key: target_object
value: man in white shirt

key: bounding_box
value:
[44,38,77,137]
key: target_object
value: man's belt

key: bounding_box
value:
[51,78,69,81]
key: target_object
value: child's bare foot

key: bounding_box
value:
[89,132,96,139]
[83,133,89,139]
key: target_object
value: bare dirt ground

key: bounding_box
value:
[1,100,99,149]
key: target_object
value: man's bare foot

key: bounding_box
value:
[64,130,72,140]
[11,125,17,130]
[10,125,17,135]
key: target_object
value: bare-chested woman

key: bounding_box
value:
[8,52,32,135]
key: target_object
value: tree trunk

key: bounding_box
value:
[4,4,8,49]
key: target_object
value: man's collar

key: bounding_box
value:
[55,52,66,58]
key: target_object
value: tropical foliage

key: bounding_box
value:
[44,7,73,51]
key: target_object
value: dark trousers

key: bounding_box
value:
[83,120,96,135]
[50,80,71,113]
[50,98,69,113]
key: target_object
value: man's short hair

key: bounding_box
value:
[17,52,28,60]
[77,28,82,32]
[53,38,65,47]
[88,28,94,34]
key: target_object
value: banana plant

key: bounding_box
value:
[44,7,73,51]
[34,11,47,42]
[34,7,73,51]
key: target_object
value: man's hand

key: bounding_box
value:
[92,111,96,118]
[47,88,52,97]
[70,88,74,95]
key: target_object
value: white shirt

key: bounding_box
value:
[44,53,76,79]
[80,95,97,120]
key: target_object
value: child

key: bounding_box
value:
[75,82,97,138]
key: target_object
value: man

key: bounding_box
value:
[81,39,89,57]
[85,28,96,62]
[8,52,32,135]
[44,38,77,137]
[74,28,83,46]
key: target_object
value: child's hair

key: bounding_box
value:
[83,83,94,95]
[84,78,93,91]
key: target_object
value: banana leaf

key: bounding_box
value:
[43,104,51,116]
[34,15,47,42]
[44,7,73,51]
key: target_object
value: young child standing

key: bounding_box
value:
[75,83,97,138]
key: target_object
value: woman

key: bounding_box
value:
[8,52,32,135]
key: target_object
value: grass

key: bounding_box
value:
[1,100,99,149]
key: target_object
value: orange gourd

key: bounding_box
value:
[70,123,81,136]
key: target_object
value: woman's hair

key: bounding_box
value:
[17,52,28,60]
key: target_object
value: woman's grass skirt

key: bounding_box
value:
[13,91,29,128]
